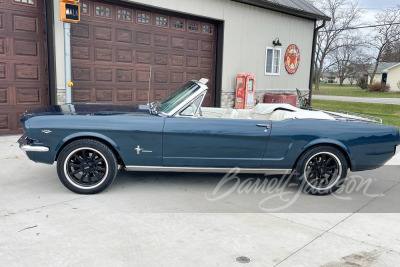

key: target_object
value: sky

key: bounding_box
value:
[355,0,398,24]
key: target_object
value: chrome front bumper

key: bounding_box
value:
[18,135,49,152]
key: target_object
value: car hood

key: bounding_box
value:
[22,103,151,118]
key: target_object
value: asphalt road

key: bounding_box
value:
[1,135,399,266]
[313,95,400,105]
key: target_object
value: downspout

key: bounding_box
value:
[308,20,326,105]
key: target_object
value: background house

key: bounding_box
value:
[368,62,400,91]
[0,0,329,135]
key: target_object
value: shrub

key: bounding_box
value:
[367,82,390,92]
[357,77,368,90]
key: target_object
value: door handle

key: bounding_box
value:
[256,124,270,129]
[256,124,270,132]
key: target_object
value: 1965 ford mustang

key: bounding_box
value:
[18,79,400,195]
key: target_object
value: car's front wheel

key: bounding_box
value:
[295,145,348,195]
[57,139,118,194]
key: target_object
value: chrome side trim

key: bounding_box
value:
[125,166,291,174]
[20,145,49,152]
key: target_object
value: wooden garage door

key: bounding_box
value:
[71,0,217,107]
[0,0,48,135]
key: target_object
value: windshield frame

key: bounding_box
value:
[153,81,208,117]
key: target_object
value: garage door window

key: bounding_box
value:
[81,2,89,15]
[265,47,281,75]
[155,16,168,27]
[202,24,213,35]
[95,4,111,18]
[13,0,35,5]
[172,19,184,30]
[137,12,150,24]
[117,8,132,21]
[188,21,199,32]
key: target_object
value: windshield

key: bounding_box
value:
[157,81,201,114]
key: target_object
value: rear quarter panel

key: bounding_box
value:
[263,119,398,171]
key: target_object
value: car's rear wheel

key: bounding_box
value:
[57,139,118,194]
[295,146,348,195]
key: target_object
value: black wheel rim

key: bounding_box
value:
[65,148,108,187]
[304,152,341,189]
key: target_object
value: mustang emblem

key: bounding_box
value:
[134,145,152,155]
[41,130,52,134]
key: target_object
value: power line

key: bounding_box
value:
[319,22,400,32]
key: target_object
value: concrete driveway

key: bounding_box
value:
[312,95,400,105]
[1,135,400,266]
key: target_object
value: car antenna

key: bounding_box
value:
[147,65,152,105]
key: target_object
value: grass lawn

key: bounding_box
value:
[313,83,400,98]
[312,99,400,129]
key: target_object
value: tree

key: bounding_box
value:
[381,41,400,62]
[330,35,363,86]
[313,0,362,91]
[368,6,400,84]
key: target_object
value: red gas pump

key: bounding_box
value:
[235,73,255,109]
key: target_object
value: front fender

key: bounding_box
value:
[55,132,121,158]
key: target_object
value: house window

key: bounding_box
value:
[202,24,212,34]
[172,19,184,30]
[81,2,89,15]
[188,22,199,32]
[265,47,281,75]
[137,12,150,24]
[117,8,131,21]
[95,4,111,17]
[155,16,168,27]
[14,0,35,4]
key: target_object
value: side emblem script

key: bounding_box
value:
[41,130,52,134]
[134,145,153,155]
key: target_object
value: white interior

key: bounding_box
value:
[201,104,336,121]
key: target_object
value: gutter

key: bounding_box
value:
[308,20,326,106]
[231,0,331,21]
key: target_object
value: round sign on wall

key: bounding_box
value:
[284,44,300,74]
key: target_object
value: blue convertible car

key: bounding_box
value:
[18,79,400,195]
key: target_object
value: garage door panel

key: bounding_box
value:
[136,31,151,45]
[116,29,133,43]
[13,38,38,57]
[94,26,112,41]
[12,14,37,33]
[72,67,91,82]
[94,68,113,83]
[96,88,113,102]
[14,63,39,80]
[73,88,91,102]
[72,0,216,107]
[71,23,90,39]
[71,45,91,60]
[95,47,113,62]
[136,51,151,64]
[0,88,7,104]
[16,87,40,104]
[116,69,133,83]
[116,49,133,63]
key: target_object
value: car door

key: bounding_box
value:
[162,117,272,168]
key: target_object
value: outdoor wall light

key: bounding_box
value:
[272,38,282,46]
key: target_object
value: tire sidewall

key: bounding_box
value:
[57,139,118,194]
[295,146,348,196]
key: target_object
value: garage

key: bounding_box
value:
[70,0,217,107]
[0,0,48,135]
